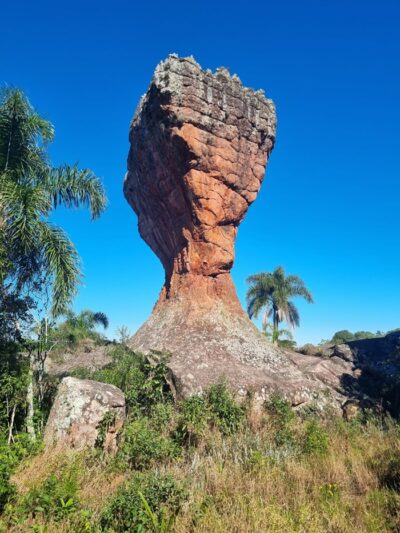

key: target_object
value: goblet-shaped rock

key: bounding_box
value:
[124,55,343,410]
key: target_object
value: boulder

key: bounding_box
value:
[44,377,125,452]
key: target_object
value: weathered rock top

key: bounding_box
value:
[125,54,276,305]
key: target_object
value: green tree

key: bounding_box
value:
[246,266,313,344]
[263,324,297,349]
[54,309,109,347]
[0,88,107,316]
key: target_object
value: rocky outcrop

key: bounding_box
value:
[44,377,125,452]
[325,331,400,415]
[123,55,356,411]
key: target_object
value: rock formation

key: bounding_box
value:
[124,55,352,410]
[44,377,125,452]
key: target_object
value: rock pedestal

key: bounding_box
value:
[124,56,348,410]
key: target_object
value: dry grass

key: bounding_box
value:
[6,415,400,532]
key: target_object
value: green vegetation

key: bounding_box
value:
[1,353,400,532]
[0,88,107,316]
[1,87,399,532]
[52,309,109,348]
[246,265,313,344]
[322,329,385,345]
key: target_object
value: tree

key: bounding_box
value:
[262,324,297,350]
[246,266,313,344]
[0,88,107,316]
[54,309,109,347]
[0,88,107,439]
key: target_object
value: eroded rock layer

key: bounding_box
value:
[125,55,276,306]
[125,56,352,411]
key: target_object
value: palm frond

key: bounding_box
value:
[46,164,107,219]
[38,221,81,317]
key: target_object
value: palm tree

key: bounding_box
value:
[0,88,107,316]
[246,266,313,344]
[55,309,109,347]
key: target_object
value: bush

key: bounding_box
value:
[265,393,296,448]
[370,449,400,491]
[303,420,329,456]
[0,433,41,512]
[118,417,178,469]
[71,346,173,416]
[100,472,187,532]
[266,393,295,427]
[15,470,79,522]
[175,396,210,446]
[206,383,245,435]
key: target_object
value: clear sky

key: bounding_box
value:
[2,0,399,345]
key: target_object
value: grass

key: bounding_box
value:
[1,348,399,532]
[3,403,400,532]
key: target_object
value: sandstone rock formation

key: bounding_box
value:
[124,55,353,411]
[44,377,125,452]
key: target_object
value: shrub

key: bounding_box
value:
[206,383,245,435]
[118,417,178,469]
[265,393,297,447]
[266,393,295,427]
[100,472,187,532]
[175,396,210,446]
[0,433,41,512]
[303,420,329,456]
[71,347,173,416]
[370,449,400,491]
[149,402,174,429]
[16,470,79,522]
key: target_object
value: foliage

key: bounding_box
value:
[71,346,173,416]
[52,309,109,348]
[370,448,400,491]
[246,265,313,343]
[100,472,187,532]
[0,88,107,316]
[322,329,385,345]
[115,325,131,345]
[117,417,178,470]
[303,419,329,456]
[265,393,296,448]
[5,468,79,525]
[263,324,297,349]
[206,382,245,435]
[175,395,210,446]
[0,433,41,513]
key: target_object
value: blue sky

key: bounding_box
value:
[2,0,399,344]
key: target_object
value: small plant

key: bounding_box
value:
[175,395,210,446]
[370,449,400,491]
[266,393,295,426]
[265,393,296,447]
[206,382,245,435]
[303,420,329,456]
[100,472,187,532]
[319,482,341,503]
[118,417,178,469]
[17,470,79,521]
[95,411,116,449]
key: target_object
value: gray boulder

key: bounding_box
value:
[44,377,125,452]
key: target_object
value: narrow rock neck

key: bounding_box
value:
[155,271,245,316]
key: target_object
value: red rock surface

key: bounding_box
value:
[124,55,354,411]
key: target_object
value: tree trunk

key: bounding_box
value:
[272,309,279,345]
[7,404,16,445]
[26,350,36,440]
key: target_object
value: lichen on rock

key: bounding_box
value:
[44,377,125,453]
